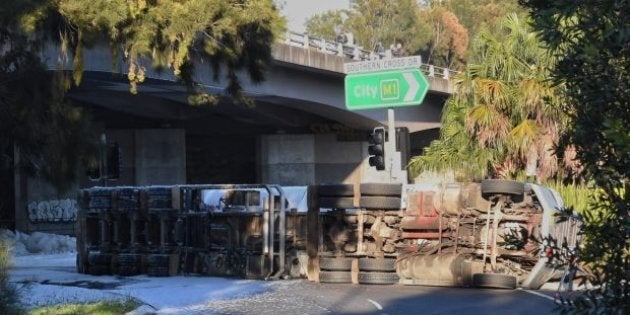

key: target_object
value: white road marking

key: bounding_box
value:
[517,288,555,302]
[367,298,383,310]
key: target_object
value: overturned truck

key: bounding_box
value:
[76,180,580,289]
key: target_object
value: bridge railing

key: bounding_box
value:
[284,31,457,80]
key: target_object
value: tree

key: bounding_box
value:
[520,0,630,313]
[305,10,346,42]
[1,1,98,193]
[409,14,572,182]
[445,0,524,42]
[410,4,469,69]
[304,0,419,53]
[345,0,418,52]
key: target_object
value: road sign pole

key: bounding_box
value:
[387,108,397,181]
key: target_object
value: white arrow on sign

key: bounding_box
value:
[403,72,419,102]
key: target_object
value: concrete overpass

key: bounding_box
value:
[43,32,453,135]
[10,33,455,233]
[38,31,455,185]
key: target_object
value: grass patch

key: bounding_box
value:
[29,299,141,315]
[1,239,24,315]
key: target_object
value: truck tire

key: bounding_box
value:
[117,265,141,276]
[359,196,401,210]
[147,254,170,267]
[88,253,112,266]
[358,258,396,272]
[358,272,399,285]
[147,266,170,277]
[117,254,142,266]
[343,216,358,224]
[319,257,353,271]
[319,271,352,283]
[318,184,354,197]
[319,197,354,209]
[472,273,517,289]
[360,183,402,196]
[481,180,524,200]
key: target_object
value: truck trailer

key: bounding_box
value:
[75,180,580,289]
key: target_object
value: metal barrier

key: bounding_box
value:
[284,30,458,79]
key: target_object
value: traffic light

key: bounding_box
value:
[368,127,385,170]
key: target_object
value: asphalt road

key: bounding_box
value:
[200,280,559,315]
[9,253,561,314]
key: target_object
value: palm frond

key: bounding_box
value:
[508,119,539,155]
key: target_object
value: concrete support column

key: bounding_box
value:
[13,145,28,232]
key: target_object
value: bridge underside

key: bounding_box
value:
[65,70,445,185]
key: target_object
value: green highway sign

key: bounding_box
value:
[344,69,429,110]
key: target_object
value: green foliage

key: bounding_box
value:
[304,0,422,53]
[1,4,99,191]
[305,10,345,42]
[547,181,591,213]
[410,14,570,181]
[520,0,630,313]
[0,240,23,315]
[346,0,418,52]
[303,1,521,70]
[408,98,492,181]
[29,298,140,315]
[410,4,468,69]
[445,0,525,43]
[15,0,285,105]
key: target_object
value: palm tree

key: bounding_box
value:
[409,14,572,182]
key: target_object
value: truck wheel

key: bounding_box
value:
[481,180,524,201]
[147,254,170,266]
[319,257,353,271]
[319,197,354,209]
[359,196,401,210]
[358,272,399,285]
[358,258,396,272]
[117,254,141,266]
[360,183,402,196]
[318,184,354,197]
[472,273,517,289]
[88,265,110,276]
[319,271,352,283]
[88,253,112,266]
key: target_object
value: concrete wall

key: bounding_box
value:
[187,134,257,184]
[82,129,186,187]
[259,134,316,185]
[17,177,78,235]
[259,134,364,185]
[134,129,186,185]
[314,134,363,184]
[14,128,186,234]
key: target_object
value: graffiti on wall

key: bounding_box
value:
[28,199,77,222]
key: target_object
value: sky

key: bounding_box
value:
[276,0,351,33]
